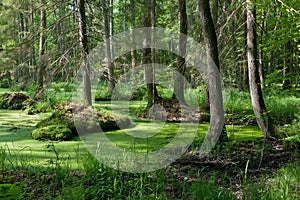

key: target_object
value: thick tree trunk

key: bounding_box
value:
[198,0,228,142]
[37,0,46,90]
[246,0,275,138]
[78,0,92,106]
[173,0,187,103]
[143,0,158,108]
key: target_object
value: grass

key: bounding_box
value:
[243,161,300,199]
[0,85,299,199]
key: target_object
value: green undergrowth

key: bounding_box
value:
[0,108,299,199]
[0,108,264,170]
[243,161,300,200]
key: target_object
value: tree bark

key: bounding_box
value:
[101,0,115,95]
[258,9,265,88]
[37,0,46,90]
[109,0,115,93]
[198,0,228,142]
[246,0,275,138]
[173,0,187,103]
[282,40,292,90]
[232,15,243,91]
[143,0,158,108]
[129,0,136,68]
[78,0,92,106]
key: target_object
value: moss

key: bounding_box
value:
[32,125,72,141]
[33,102,132,140]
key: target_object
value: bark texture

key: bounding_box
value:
[246,0,275,138]
[37,0,46,90]
[198,0,228,142]
[78,0,92,106]
[173,0,188,103]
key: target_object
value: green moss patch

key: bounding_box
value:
[33,102,132,141]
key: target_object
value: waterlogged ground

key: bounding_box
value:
[0,107,263,171]
[0,104,299,199]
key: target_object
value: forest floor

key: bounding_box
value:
[0,87,299,199]
[0,108,299,199]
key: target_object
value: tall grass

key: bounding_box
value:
[243,162,300,200]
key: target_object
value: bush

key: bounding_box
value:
[0,92,29,110]
[130,85,147,100]
[0,78,10,88]
[32,125,72,141]
[283,135,300,149]
[24,100,52,114]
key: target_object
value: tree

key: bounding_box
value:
[143,0,158,108]
[78,0,92,106]
[37,0,46,90]
[172,0,187,103]
[129,0,136,68]
[101,0,115,95]
[198,0,228,142]
[246,0,275,138]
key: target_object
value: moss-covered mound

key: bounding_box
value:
[32,125,72,141]
[33,102,132,141]
[0,92,29,110]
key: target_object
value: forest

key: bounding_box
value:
[0,0,299,199]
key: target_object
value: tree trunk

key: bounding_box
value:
[30,3,36,68]
[109,0,115,93]
[129,0,136,68]
[143,0,158,108]
[232,15,243,91]
[78,0,92,106]
[173,0,187,103]
[101,0,115,95]
[37,0,46,90]
[243,11,249,90]
[198,0,228,142]
[282,40,292,90]
[258,9,265,88]
[246,0,275,138]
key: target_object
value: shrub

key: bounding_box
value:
[130,85,147,100]
[95,90,111,101]
[0,92,29,110]
[0,78,10,88]
[32,125,72,141]
[283,135,300,149]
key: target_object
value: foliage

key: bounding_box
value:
[95,82,112,101]
[0,92,29,110]
[0,78,10,88]
[190,178,235,200]
[32,125,73,141]
[283,135,300,149]
[243,162,300,200]
[0,183,23,200]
